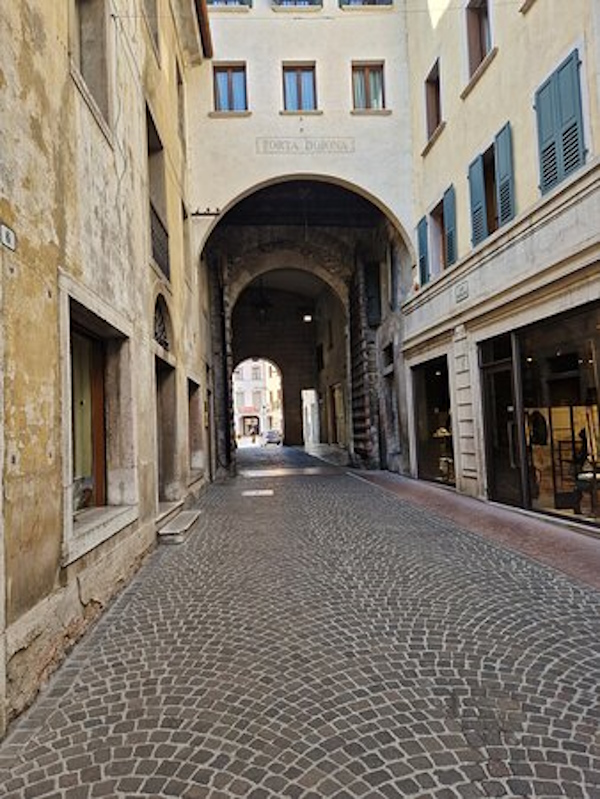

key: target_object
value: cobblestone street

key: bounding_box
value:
[1,448,599,798]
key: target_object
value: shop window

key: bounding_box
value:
[413,356,454,486]
[535,49,585,195]
[466,0,491,77]
[425,59,441,139]
[468,122,514,246]
[73,0,110,120]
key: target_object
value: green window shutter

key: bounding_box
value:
[494,122,515,227]
[468,154,487,246]
[442,185,457,266]
[536,49,584,195]
[555,49,585,179]
[535,76,559,193]
[417,217,429,285]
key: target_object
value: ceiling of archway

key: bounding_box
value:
[252,268,326,299]
[220,180,383,228]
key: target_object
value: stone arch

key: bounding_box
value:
[153,293,174,352]
[198,173,416,264]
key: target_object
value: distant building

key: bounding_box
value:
[233,359,283,438]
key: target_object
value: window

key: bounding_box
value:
[429,186,457,278]
[283,65,316,111]
[73,0,110,119]
[252,390,262,409]
[69,301,133,516]
[425,59,441,138]
[466,0,491,77]
[252,366,261,380]
[535,49,585,195]
[214,65,248,112]
[71,329,106,511]
[146,107,170,278]
[352,64,384,110]
[235,390,245,408]
[468,122,515,246]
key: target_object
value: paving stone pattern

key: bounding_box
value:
[1,448,599,798]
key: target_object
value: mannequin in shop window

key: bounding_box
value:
[573,428,592,514]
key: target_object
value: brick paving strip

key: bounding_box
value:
[0,448,599,798]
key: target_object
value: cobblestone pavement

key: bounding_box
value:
[1,447,600,799]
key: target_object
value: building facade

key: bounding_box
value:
[0,0,213,734]
[404,0,600,527]
[233,358,283,439]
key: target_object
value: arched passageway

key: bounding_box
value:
[202,178,413,473]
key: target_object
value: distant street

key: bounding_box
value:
[1,446,599,798]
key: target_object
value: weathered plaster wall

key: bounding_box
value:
[0,0,213,731]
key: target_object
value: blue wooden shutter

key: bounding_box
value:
[536,49,584,194]
[442,185,457,266]
[494,122,515,227]
[417,217,429,285]
[555,49,585,179]
[468,155,487,246]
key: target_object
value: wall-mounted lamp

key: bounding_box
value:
[303,313,313,323]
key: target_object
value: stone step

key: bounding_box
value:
[157,510,201,545]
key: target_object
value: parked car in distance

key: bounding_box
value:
[263,429,282,445]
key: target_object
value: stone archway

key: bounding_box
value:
[201,178,413,474]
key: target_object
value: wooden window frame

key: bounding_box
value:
[425,59,441,139]
[283,65,317,111]
[213,65,248,112]
[466,0,491,77]
[352,63,385,110]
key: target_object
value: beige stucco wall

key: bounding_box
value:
[403,0,600,496]
[407,0,599,265]
[0,0,212,731]
[188,0,414,252]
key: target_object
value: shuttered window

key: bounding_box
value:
[417,217,429,286]
[535,49,585,195]
[442,185,457,266]
[469,122,515,247]
[494,122,515,226]
[468,154,488,246]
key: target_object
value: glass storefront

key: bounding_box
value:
[413,356,455,486]
[481,302,600,525]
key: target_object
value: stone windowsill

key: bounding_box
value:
[339,3,393,10]
[421,120,446,157]
[65,505,139,565]
[271,3,322,11]
[350,109,392,116]
[279,110,323,116]
[460,46,499,101]
[208,4,251,11]
[209,110,252,118]
[519,0,538,12]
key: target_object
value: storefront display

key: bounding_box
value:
[413,356,455,486]
[481,302,599,525]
